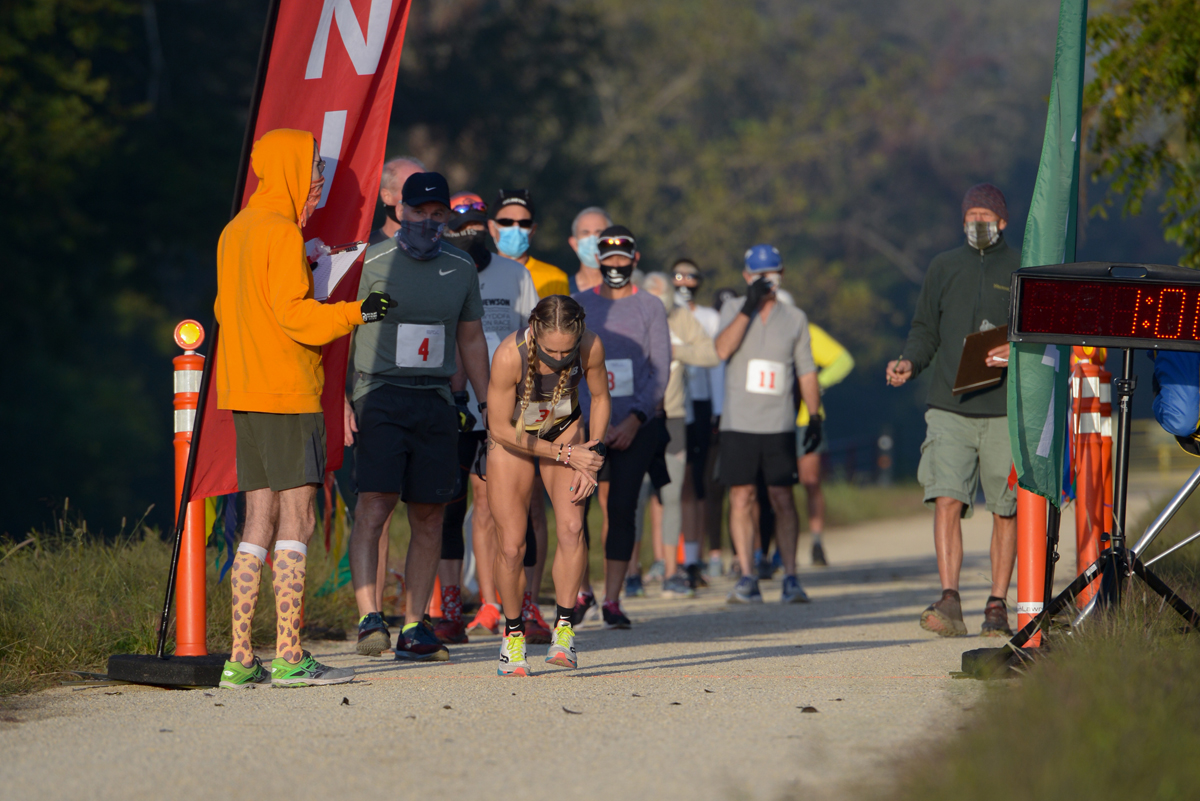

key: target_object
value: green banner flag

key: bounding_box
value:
[1008,0,1088,506]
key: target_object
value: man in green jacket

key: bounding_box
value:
[886,183,1018,639]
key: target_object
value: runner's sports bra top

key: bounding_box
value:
[511,329,583,441]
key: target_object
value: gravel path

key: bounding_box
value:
[0,505,1108,801]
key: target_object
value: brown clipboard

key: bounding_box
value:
[952,325,1008,395]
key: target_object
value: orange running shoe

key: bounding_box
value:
[522,592,552,644]
[466,602,501,637]
[433,616,469,644]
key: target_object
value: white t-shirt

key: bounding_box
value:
[467,255,539,431]
[686,304,722,422]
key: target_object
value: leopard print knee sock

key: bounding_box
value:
[230,550,263,667]
[272,547,307,664]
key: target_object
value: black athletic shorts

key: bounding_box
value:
[718,431,799,487]
[354,384,459,503]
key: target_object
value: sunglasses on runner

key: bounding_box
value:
[674,272,701,283]
[494,217,534,229]
[452,200,488,214]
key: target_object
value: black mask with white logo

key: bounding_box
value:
[603,263,635,288]
[444,228,493,271]
[537,345,579,372]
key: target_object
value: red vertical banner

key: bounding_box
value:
[190,0,412,500]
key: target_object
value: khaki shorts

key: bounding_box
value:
[917,408,1016,519]
[233,411,326,492]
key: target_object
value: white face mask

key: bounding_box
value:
[762,272,782,288]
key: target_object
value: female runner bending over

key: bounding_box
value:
[486,295,611,676]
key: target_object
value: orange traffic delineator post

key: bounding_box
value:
[1071,348,1112,608]
[1016,488,1048,647]
[428,575,443,618]
[172,320,208,656]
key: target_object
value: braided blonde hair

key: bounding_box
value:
[515,296,587,437]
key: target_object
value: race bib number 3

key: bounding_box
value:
[522,396,574,428]
[745,358,785,396]
[607,358,635,398]
[395,324,446,368]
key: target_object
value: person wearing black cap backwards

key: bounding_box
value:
[886,183,1019,639]
[347,172,491,662]
[571,226,671,628]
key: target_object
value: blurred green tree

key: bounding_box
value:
[1086,0,1200,267]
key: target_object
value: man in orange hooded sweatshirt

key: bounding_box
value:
[214,128,393,689]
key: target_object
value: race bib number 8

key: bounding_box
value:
[395,324,446,368]
[745,358,785,396]
[607,358,635,398]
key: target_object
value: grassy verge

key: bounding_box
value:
[871,492,1200,800]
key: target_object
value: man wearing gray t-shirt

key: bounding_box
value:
[715,244,822,605]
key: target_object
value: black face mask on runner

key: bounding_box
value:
[444,228,493,270]
[603,263,635,288]
[384,204,400,224]
[537,344,579,372]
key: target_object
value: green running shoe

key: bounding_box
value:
[219,656,271,689]
[270,652,355,687]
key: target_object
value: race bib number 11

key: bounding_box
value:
[745,358,785,396]
[395,324,446,368]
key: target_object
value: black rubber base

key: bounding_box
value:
[106,653,230,687]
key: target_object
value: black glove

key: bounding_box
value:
[740,277,772,318]
[802,413,823,455]
[453,391,477,433]
[360,291,394,323]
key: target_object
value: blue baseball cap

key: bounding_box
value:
[744,244,782,272]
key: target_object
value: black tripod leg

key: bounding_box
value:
[1004,556,1104,651]
[1129,555,1200,630]
[1041,503,1061,632]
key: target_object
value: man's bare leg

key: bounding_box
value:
[374,515,391,612]
[933,497,965,591]
[728,485,757,576]
[766,486,799,576]
[349,492,399,617]
[990,512,1017,597]
[404,502,445,626]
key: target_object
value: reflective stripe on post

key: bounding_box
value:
[173,320,208,657]
[1071,354,1112,609]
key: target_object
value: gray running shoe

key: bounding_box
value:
[662,573,695,599]
[706,555,724,579]
[727,576,763,604]
[270,652,355,687]
[646,560,667,582]
[780,575,810,604]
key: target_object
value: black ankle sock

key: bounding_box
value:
[556,605,573,627]
[986,595,1006,607]
[505,616,525,636]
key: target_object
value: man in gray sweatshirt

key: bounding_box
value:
[886,183,1020,639]
[573,226,671,629]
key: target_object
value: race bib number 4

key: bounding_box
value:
[745,358,785,396]
[395,324,446,368]
[607,358,635,398]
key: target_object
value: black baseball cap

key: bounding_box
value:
[495,188,535,218]
[597,225,637,260]
[402,172,451,208]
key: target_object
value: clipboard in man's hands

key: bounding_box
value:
[952,325,1008,395]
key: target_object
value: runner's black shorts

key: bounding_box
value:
[718,431,799,487]
[354,384,459,503]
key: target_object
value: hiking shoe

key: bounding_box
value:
[780,574,810,604]
[466,602,501,637]
[706,555,724,579]
[433,616,469,645]
[980,598,1014,638]
[686,562,708,589]
[395,621,450,661]
[522,593,552,644]
[756,554,775,581]
[625,574,646,598]
[546,623,578,669]
[919,589,968,637]
[727,576,763,604]
[571,591,597,626]
[356,611,392,656]
[811,540,828,567]
[219,656,271,689]
[662,573,695,599]
[602,600,632,629]
[270,652,354,687]
[646,560,666,582]
[498,632,530,677]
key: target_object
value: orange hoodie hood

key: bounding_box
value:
[246,128,314,223]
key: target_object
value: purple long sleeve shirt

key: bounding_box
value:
[573,286,671,428]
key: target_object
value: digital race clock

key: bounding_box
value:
[1009,262,1200,352]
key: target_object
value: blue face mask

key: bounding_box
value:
[575,234,600,269]
[396,219,444,261]
[496,225,530,258]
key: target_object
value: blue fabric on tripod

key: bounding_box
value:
[1152,351,1200,437]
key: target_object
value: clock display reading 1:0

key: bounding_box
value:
[1019,277,1200,342]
